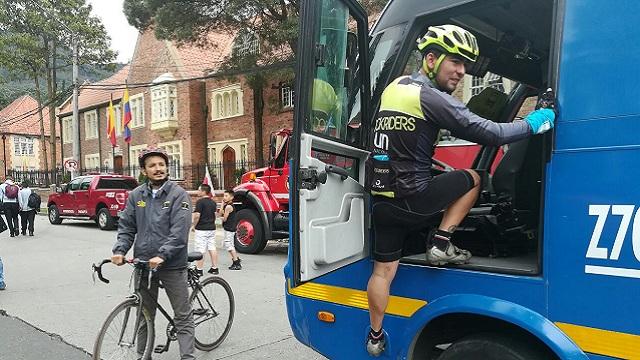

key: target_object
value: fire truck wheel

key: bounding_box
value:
[48,205,63,224]
[437,332,551,360]
[97,208,116,231]
[234,209,266,254]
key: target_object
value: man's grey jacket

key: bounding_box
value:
[113,180,192,270]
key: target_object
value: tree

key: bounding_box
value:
[124,0,386,165]
[0,0,116,176]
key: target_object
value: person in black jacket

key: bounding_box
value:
[111,147,195,360]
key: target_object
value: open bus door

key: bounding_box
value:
[291,0,371,284]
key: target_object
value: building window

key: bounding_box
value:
[281,85,295,109]
[208,147,217,165]
[84,153,100,170]
[232,31,260,57]
[84,110,98,139]
[240,144,247,162]
[114,104,122,135]
[129,144,147,177]
[211,84,244,120]
[151,84,178,123]
[129,93,145,128]
[62,117,73,144]
[158,140,182,179]
[13,136,34,156]
[470,72,505,97]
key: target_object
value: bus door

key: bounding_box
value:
[291,0,371,284]
[546,1,640,358]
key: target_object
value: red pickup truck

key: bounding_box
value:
[47,174,138,230]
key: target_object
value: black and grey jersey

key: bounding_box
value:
[369,72,531,198]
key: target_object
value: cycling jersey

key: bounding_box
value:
[368,72,531,198]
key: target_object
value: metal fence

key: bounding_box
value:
[8,160,259,190]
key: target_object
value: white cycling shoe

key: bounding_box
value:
[426,243,472,265]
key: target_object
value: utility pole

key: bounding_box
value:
[72,37,80,179]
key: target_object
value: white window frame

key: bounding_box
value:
[158,140,183,180]
[129,93,145,128]
[62,116,73,144]
[151,84,178,123]
[462,72,514,103]
[210,84,244,120]
[84,153,100,170]
[232,31,260,57]
[114,104,122,135]
[281,85,295,109]
[84,110,98,139]
[13,136,35,156]
[129,144,148,177]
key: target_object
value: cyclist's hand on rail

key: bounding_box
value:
[111,254,125,266]
[149,256,165,270]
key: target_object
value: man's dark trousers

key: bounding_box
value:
[20,209,35,234]
[5,203,20,236]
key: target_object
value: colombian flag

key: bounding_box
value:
[122,87,132,143]
[107,96,116,147]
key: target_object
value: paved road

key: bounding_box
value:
[0,215,326,359]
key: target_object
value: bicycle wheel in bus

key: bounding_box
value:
[93,298,155,360]
[189,276,235,351]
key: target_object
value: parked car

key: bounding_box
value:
[47,174,137,230]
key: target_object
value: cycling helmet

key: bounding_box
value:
[138,147,169,168]
[417,25,479,79]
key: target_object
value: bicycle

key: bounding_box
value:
[91,252,234,360]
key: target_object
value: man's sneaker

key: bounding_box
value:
[426,243,472,265]
[229,259,242,270]
[366,330,385,357]
[208,267,219,275]
[0,282,6,290]
[29,232,33,236]
[196,269,204,277]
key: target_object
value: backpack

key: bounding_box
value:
[27,191,41,210]
[5,184,18,199]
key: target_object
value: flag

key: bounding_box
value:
[122,86,132,143]
[202,165,214,197]
[107,96,116,147]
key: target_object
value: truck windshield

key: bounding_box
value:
[96,178,137,190]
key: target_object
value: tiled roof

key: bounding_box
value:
[0,95,58,136]
[168,31,236,78]
[58,65,130,116]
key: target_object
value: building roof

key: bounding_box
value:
[0,95,57,137]
[168,31,236,78]
[58,65,130,116]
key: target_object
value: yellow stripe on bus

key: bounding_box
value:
[288,281,427,317]
[556,322,640,359]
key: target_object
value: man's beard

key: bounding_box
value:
[149,175,168,187]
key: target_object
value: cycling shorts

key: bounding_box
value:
[372,170,475,262]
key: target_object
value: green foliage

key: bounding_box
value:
[137,172,147,184]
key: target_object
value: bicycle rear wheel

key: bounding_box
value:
[93,298,155,360]
[190,276,235,351]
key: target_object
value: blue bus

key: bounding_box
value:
[285,0,640,359]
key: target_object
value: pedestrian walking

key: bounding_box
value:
[18,179,37,236]
[191,184,219,275]
[0,256,5,290]
[0,177,21,237]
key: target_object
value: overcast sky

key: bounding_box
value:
[87,0,139,63]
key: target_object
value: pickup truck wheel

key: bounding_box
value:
[48,205,62,224]
[97,208,116,230]
[234,209,266,254]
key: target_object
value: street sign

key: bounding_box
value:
[64,159,79,172]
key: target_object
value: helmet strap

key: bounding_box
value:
[423,53,446,80]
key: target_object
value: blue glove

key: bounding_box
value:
[525,108,555,135]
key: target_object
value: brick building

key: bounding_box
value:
[0,95,61,182]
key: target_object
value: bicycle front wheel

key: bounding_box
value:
[190,276,235,351]
[93,298,155,360]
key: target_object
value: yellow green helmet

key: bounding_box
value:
[417,25,479,63]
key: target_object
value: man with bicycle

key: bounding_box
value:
[112,147,195,360]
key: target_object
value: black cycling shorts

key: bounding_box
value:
[371,170,475,262]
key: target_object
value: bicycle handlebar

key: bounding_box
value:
[92,258,150,284]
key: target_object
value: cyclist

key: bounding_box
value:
[365,25,555,356]
[111,147,195,360]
